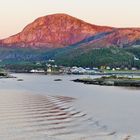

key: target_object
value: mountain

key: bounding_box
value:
[0,14,112,48]
[82,28,140,48]
[0,13,140,68]
[0,13,140,49]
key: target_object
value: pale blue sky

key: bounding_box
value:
[0,0,140,38]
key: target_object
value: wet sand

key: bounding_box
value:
[0,92,117,140]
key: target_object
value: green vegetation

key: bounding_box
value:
[96,75,140,80]
[125,46,140,68]
[55,47,135,68]
[73,75,140,87]
[0,61,47,72]
[0,68,13,78]
[0,69,7,76]
[0,46,140,70]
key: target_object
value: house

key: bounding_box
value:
[106,66,111,70]
[116,68,121,70]
[30,69,45,73]
[112,68,116,71]
[134,56,139,61]
[48,59,55,63]
[70,67,86,74]
[47,67,52,73]
[131,67,137,71]
[93,67,99,70]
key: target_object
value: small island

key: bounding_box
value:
[73,75,140,87]
[0,69,15,79]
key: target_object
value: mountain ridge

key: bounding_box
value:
[0,13,114,48]
[1,13,140,49]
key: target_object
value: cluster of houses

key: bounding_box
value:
[30,65,139,74]
[30,65,100,74]
[69,66,100,74]
[29,59,139,74]
[105,66,138,71]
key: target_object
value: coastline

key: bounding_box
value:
[73,76,140,87]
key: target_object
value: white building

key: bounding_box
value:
[30,69,45,73]
[47,67,52,73]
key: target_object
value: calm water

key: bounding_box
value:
[0,74,140,140]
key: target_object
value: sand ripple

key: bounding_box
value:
[0,93,130,140]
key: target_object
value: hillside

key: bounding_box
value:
[0,14,112,48]
[0,13,140,49]
[0,14,140,69]
[54,47,134,67]
[0,46,140,69]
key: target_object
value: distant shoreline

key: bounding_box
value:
[73,76,140,87]
[9,71,140,76]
